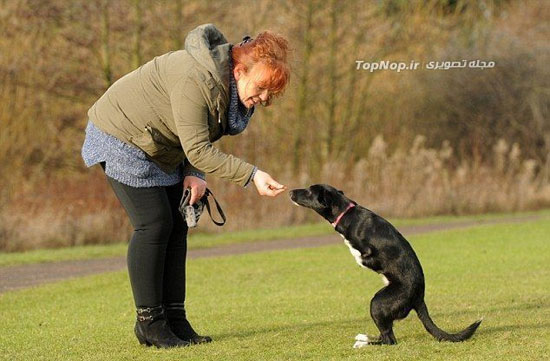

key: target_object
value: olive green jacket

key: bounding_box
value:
[88,24,255,187]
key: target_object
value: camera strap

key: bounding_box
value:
[202,188,226,226]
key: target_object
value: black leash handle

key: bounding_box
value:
[202,189,226,226]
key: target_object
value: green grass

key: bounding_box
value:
[1,208,549,267]
[1,218,549,360]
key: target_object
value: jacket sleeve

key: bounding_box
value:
[171,77,255,187]
[182,160,205,180]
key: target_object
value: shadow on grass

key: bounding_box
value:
[430,299,550,319]
[397,320,550,342]
[476,323,550,336]
[210,305,550,344]
[212,316,367,341]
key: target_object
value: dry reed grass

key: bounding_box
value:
[1,136,547,252]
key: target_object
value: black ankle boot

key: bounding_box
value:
[164,303,212,344]
[134,306,191,348]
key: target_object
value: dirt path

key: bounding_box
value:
[0,215,544,294]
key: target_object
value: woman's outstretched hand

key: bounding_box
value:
[253,169,287,197]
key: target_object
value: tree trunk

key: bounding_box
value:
[174,0,184,49]
[293,0,315,174]
[322,0,339,164]
[132,0,144,69]
[99,0,112,88]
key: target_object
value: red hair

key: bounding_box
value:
[232,31,291,105]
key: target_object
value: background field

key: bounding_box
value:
[1,218,548,360]
[1,0,549,251]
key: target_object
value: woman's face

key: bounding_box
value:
[233,63,271,109]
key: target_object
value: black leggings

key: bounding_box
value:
[103,168,188,308]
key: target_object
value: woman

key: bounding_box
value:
[81,24,290,348]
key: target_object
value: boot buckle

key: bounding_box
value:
[137,314,153,322]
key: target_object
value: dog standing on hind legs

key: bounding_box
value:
[289,184,482,347]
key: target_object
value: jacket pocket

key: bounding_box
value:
[207,111,223,142]
[130,125,185,173]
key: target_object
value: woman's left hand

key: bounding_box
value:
[184,176,207,205]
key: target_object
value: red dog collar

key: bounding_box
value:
[331,203,356,227]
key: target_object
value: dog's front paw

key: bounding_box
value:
[353,334,369,348]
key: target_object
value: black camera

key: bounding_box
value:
[179,189,204,228]
[178,188,226,228]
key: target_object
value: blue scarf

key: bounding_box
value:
[226,55,255,135]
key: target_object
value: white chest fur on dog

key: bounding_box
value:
[340,235,390,286]
[340,235,367,269]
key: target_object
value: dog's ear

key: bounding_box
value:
[317,188,326,204]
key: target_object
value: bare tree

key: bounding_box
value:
[321,0,341,164]
[99,0,112,87]
[290,0,317,174]
[132,0,144,69]
[173,0,184,49]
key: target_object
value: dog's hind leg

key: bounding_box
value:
[367,286,408,345]
[352,297,397,346]
[369,317,397,345]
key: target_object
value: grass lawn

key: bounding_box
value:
[1,218,549,360]
[1,208,549,267]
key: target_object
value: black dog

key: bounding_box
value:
[289,184,482,346]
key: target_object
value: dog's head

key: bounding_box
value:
[289,184,354,223]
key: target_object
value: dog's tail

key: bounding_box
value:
[415,301,482,342]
